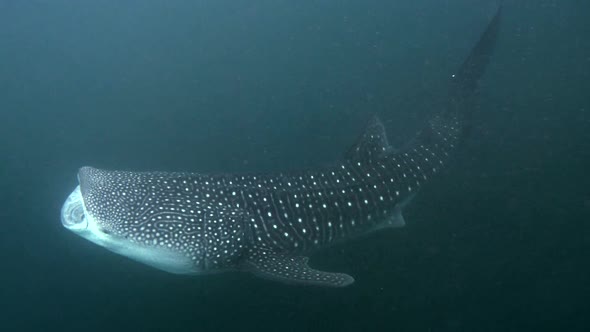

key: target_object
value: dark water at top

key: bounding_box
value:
[1,0,588,331]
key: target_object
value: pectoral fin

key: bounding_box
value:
[243,249,354,287]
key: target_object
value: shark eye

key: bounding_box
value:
[101,228,112,235]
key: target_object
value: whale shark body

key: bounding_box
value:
[61,8,501,287]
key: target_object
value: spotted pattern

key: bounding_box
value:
[245,249,354,287]
[218,114,462,254]
[79,167,247,271]
[74,4,501,285]
[77,113,460,271]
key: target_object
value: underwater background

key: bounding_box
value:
[1,0,588,331]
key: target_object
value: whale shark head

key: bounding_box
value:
[61,167,204,274]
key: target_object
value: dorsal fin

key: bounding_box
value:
[345,115,392,162]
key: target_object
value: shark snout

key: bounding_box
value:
[61,185,88,231]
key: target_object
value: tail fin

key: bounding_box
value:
[348,7,502,164]
[448,5,502,111]
[415,5,502,151]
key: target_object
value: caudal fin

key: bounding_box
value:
[448,5,502,109]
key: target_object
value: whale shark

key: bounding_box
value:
[61,7,501,287]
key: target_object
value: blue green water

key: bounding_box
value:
[1,0,588,331]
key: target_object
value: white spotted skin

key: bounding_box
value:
[63,167,250,274]
[59,6,501,286]
[60,116,461,275]
[62,186,200,274]
[59,115,462,278]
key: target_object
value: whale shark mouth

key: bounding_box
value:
[61,186,88,231]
